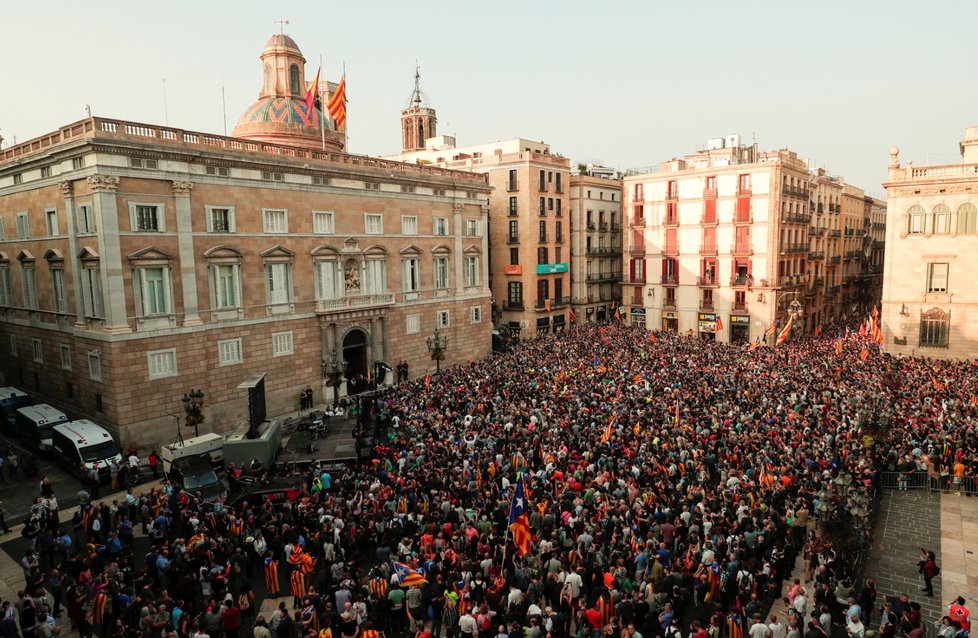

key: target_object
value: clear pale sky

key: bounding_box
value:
[3,0,976,196]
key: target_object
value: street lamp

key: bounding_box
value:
[426,327,448,374]
[181,389,205,438]
[321,350,344,408]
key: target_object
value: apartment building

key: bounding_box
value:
[569,168,622,323]
[0,35,492,447]
[881,127,978,359]
[623,135,884,341]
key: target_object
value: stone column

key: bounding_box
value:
[60,181,87,327]
[481,203,490,293]
[454,203,464,294]
[172,180,201,326]
[380,316,390,365]
[88,175,129,332]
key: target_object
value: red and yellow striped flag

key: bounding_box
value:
[305,66,321,118]
[776,316,794,346]
[834,339,844,356]
[860,347,869,362]
[327,74,347,129]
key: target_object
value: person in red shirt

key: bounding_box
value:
[949,597,971,632]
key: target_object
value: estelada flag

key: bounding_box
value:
[600,415,617,443]
[568,308,577,323]
[393,561,428,587]
[715,316,724,332]
[508,473,533,556]
[305,66,321,118]
[327,74,347,129]
[776,315,794,345]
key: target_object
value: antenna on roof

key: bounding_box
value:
[274,18,289,33]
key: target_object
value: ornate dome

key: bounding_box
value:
[239,96,326,128]
[264,33,302,54]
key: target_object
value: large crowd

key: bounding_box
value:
[7,321,978,638]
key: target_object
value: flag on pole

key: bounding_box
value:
[715,316,724,332]
[749,337,760,351]
[930,374,945,392]
[871,318,883,345]
[600,415,617,443]
[815,324,823,337]
[305,66,321,118]
[392,562,428,587]
[871,305,879,319]
[765,322,776,337]
[424,375,431,391]
[834,339,844,356]
[860,347,869,362]
[675,398,680,425]
[508,473,533,556]
[327,74,347,129]
[776,316,794,346]
[568,308,577,323]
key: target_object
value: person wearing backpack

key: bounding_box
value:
[918,547,939,597]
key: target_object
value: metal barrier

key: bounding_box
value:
[928,474,978,496]
[880,471,930,490]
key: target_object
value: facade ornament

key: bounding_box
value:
[59,181,73,197]
[481,204,490,215]
[345,260,361,293]
[87,175,120,192]
[172,180,194,196]
[453,203,464,213]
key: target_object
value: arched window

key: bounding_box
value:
[289,64,301,95]
[931,204,951,234]
[905,205,925,234]
[957,203,977,234]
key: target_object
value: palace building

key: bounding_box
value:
[0,34,492,447]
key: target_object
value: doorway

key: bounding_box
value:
[342,329,368,381]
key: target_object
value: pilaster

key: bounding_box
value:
[88,175,129,332]
[454,203,464,294]
[60,181,87,327]
[171,180,201,325]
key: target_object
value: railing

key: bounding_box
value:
[0,116,490,184]
[315,293,395,313]
[829,255,841,264]
[779,275,804,287]
[730,275,753,287]
[700,243,718,255]
[810,226,827,237]
[629,244,645,255]
[503,302,524,311]
[663,216,679,226]
[599,222,608,231]
[696,276,719,287]
[535,297,569,311]
[808,251,825,261]
[507,180,519,192]
[586,222,596,231]
[731,243,753,255]
[610,223,621,231]
[662,299,676,309]
[631,217,646,227]
[629,275,647,284]
[660,275,679,285]
[782,213,812,224]
[782,243,808,254]
[733,301,748,311]
[907,163,978,179]
[586,271,622,282]
[507,235,520,244]
[703,188,717,198]
[811,277,825,287]
[663,244,679,256]
[586,246,622,255]
[701,215,718,225]
[700,300,714,310]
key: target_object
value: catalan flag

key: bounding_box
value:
[568,308,577,323]
[871,305,879,319]
[727,615,744,638]
[931,374,945,392]
[872,318,883,345]
[776,315,794,346]
[675,398,681,425]
[815,324,823,337]
[327,74,347,129]
[860,347,869,362]
[715,316,724,332]
[369,575,388,599]
[765,322,776,337]
[508,473,533,556]
[834,339,844,356]
[600,415,617,443]
[424,374,431,390]
[392,561,428,587]
[265,557,280,595]
[971,395,978,407]
[305,66,321,118]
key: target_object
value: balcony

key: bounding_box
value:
[829,255,841,264]
[507,180,519,192]
[631,217,646,228]
[811,277,824,287]
[783,185,809,199]
[629,243,646,255]
[808,251,825,261]
[660,275,679,285]
[507,235,520,244]
[697,276,720,288]
[703,188,718,198]
[586,271,622,283]
[872,222,885,230]
[628,275,647,285]
[503,301,524,311]
[610,223,621,232]
[700,300,715,311]
[778,275,806,287]
[810,226,827,237]
[829,229,842,237]
[662,298,677,309]
[700,243,718,256]
[534,296,569,311]
[663,215,679,227]
[782,213,812,225]
[731,243,753,256]
[663,244,679,257]
[586,246,622,256]
[599,222,608,231]
[730,275,753,287]
[315,293,395,314]
[781,243,808,254]
[733,301,748,312]
[701,214,718,225]
[586,222,595,231]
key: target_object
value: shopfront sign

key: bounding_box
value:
[536,263,569,275]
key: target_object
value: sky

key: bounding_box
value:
[3,0,977,196]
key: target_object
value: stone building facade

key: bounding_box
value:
[568,171,622,323]
[881,126,978,359]
[0,36,491,447]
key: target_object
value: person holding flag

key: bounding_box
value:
[508,472,533,557]
[264,551,280,596]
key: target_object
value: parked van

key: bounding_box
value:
[15,404,69,453]
[51,420,123,481]
[160,432,225,474]
[0,387,32,430]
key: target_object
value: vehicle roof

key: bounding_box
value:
[0,387,30,400]
[16,403,68,422]
[53,419,115,446]
[172,455,216,471]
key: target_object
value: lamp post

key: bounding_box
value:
[321,350,344,408]
[181,389,205,438]
[426,327,448,374]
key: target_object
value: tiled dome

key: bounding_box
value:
[238,96,327,128]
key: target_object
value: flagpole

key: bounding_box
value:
[342,61,347,148]
[320,55,326,151]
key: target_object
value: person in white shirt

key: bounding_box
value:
[459,611,479,637]
[846,614,865,638]
[768,614,786,638]
[749,616,771,638]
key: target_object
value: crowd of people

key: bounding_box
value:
[5,321,978,638]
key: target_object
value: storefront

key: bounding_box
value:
[536,317,551,335]
[698,313,717,341]
[596,307,607,322]
[661,311,678,333]
[552,314,565,332]
[730,314,750,342]
[630,307,646,328]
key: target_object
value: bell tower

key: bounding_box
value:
[401,65,437,152]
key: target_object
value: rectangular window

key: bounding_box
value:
[212,264,239,309]
[7,335,15,356]
[920,312,950,348]
[76,204,95,233]
[555,173,562,193]
[262,208,288,234]
[539,220,547,243]
[147,348,177,379]
[0,267,8,307]
[537,247,548,265]
[508,197,518,215]
[51,269,67,313]
[72,157,86,170]
[539,197,546,215]
[508,220,519,242]
[555,247,562,263]
[16,213,29,239]
[46,209,58,236]
[548,197,554,211]
[555,199,562,216]
[402,258,420,292]
[133,205,161,231]
[465,256,480,287]
[207,206,235,233]
[465,219,481,236]
[926,262,949,293]
[262,171,284,182]
[470,306,482,323]
[555,220,563,243]
[82,267,103,318]
[40,166,52,178]
[139,267,169,315]
[434,257,449,289]
[218,338,243,366]
[363,259,387,294]
[537,279,549,307]
[60,344,72,370]
[508,281,523,306]
[509,248,519,265]
[401,215,418,236]
[406,314,421,334]
[433,217,449,236]
[364,213,383,234]
[436,310,450,329]
[21,267,38,309]
[272,331,294,357]
[315,261,343,300]
[88,351,102,381]
[313,211,335,234]
[32,338,43,363]
[508,169,518,191]
[12,174,22,185]
[738,174,751,192]
[265,263,292,305]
